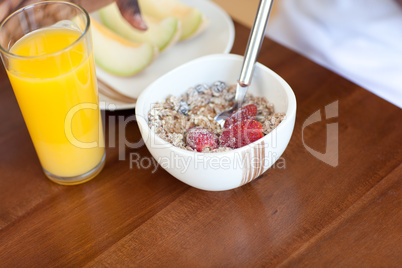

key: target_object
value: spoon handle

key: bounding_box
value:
[238,0,274,86]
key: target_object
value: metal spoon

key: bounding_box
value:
[214,0,274,126]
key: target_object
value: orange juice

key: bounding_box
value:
[6,27,105,179]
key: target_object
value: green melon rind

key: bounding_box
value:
[98,3,180,51]
[137,0,206,40]
[92,20,157,76]
[179,8,202,40]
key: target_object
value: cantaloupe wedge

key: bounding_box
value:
[91,18,158,76]
[138,0,208,40]
[98,3,180,51]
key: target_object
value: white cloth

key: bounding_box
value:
[266,0,402,108]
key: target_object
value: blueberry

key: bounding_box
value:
[178,100,190,115]
[194,83,209,93]
[211,81,227,93]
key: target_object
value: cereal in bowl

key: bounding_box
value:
[148,81,285,152]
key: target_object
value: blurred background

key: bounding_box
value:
[212,0,277,28]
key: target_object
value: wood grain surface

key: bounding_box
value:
[0,4,401,267]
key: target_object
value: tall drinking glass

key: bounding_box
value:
[0,1,105,185]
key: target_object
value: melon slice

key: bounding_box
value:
[91,18,158,76]
[138,0,207,40]
[98,3,180,51]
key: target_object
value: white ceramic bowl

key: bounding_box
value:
[135,54,296,191]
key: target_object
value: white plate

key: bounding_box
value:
[95,0,235,110]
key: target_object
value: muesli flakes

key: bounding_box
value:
[148,82,285,152]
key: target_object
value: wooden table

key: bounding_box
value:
[1,11,401,268]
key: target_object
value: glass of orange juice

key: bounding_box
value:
[0,1,105,185]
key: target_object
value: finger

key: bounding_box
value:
[115,0,147,31]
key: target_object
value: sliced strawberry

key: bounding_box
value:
[223,104,258,128]
[186,127,218,152]
[219,119,264,149]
